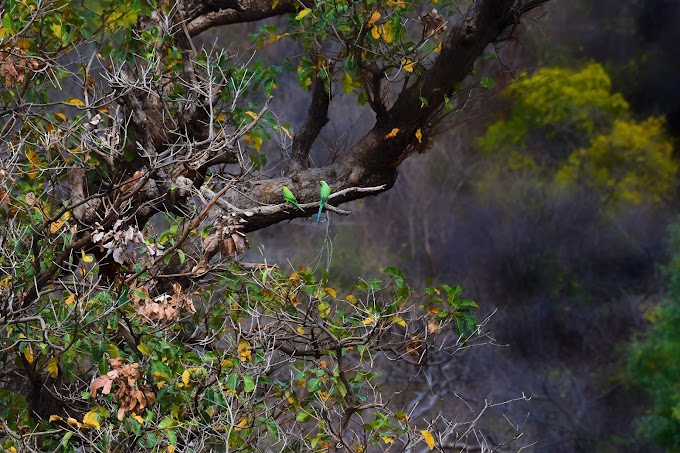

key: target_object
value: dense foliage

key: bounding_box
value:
[0,0,551,451]
[628,225,680,450]
[478,63,677,205]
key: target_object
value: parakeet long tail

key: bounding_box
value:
[316,202,324,223]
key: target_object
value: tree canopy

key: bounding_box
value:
[0,0,550,451]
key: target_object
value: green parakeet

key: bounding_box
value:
[282,186,304,211]
[317,180,331,223]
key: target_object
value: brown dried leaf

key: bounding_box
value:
[427,318,441,335]
[421,9,448,39]
[91,376,113,396]
[232,232,247,255]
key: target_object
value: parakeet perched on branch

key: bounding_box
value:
[317,180,331,223]
[282,186,304,211]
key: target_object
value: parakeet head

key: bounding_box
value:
[320,180,327,186]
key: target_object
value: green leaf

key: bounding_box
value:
[457,299,479,309]
[383,266,404,279]
[480,76,496,89]
[342,72,353,94]
[145,431,158,448]
[61,431,73,447]
[226,373,239,390]
[2,13,15,34]
[265,419,278,437]
[296,411,311,422]
[307,377,321,393]
[158,417,176,429]
[243,374,256,392]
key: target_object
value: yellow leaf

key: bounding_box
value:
[54,112,67,122]
[49,414,63,422]
[363,315,376,325]
[26,149,39,179]
[47,357,59,378]
[221,358,234,368]
[64,293,75,305]
[182,369,191,385]
[238,341,252,362]
[66,98,86,107]
[371,26,381,40]
[82,410,101,430]
[137,343,150,355]
[346,294,357,304]
[324,287,337,298]
[235,417,248,430]
[421,430,435,450]
[434,42,442,53]
[382,21,394,43]
[67,417,82,428]
[368,11,381,27]
[393,316,407,327]
[402,58,414,73]
[132,413,144,424]
[23,345,34,364]
[51,24,62,38]
[8,447,16,453]
[297,326,305,335]
[385,128,400,139]
[0,28,5,37]
[49,219,64,233]
[81,249,93,263]
[381,436,395,444]
[295,8,311,20]
[272,0,279,8]
[167,446,176,453]
[245,111,258,120]
[216,114,226,122]
[415,128,423,143]
[17,38,30,51]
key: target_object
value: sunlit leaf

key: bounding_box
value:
[23,345,33,363]
[401,58,414,73]
[81,249,94,263]
[49,219,64,233]
[421,430,435,450]
[82,410,101,430]
[66,98,86,107]
[368,11,381,27]
[295,8,311,20]
[393,317,407,327]
[385,128,399,139]
[47,357,59,378]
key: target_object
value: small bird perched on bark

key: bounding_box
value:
[317,180,331,223]
[282,186,304,211]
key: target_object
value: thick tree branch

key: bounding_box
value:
[216,0,546,233]
[290,76,330,169]
[186,0,307,36]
